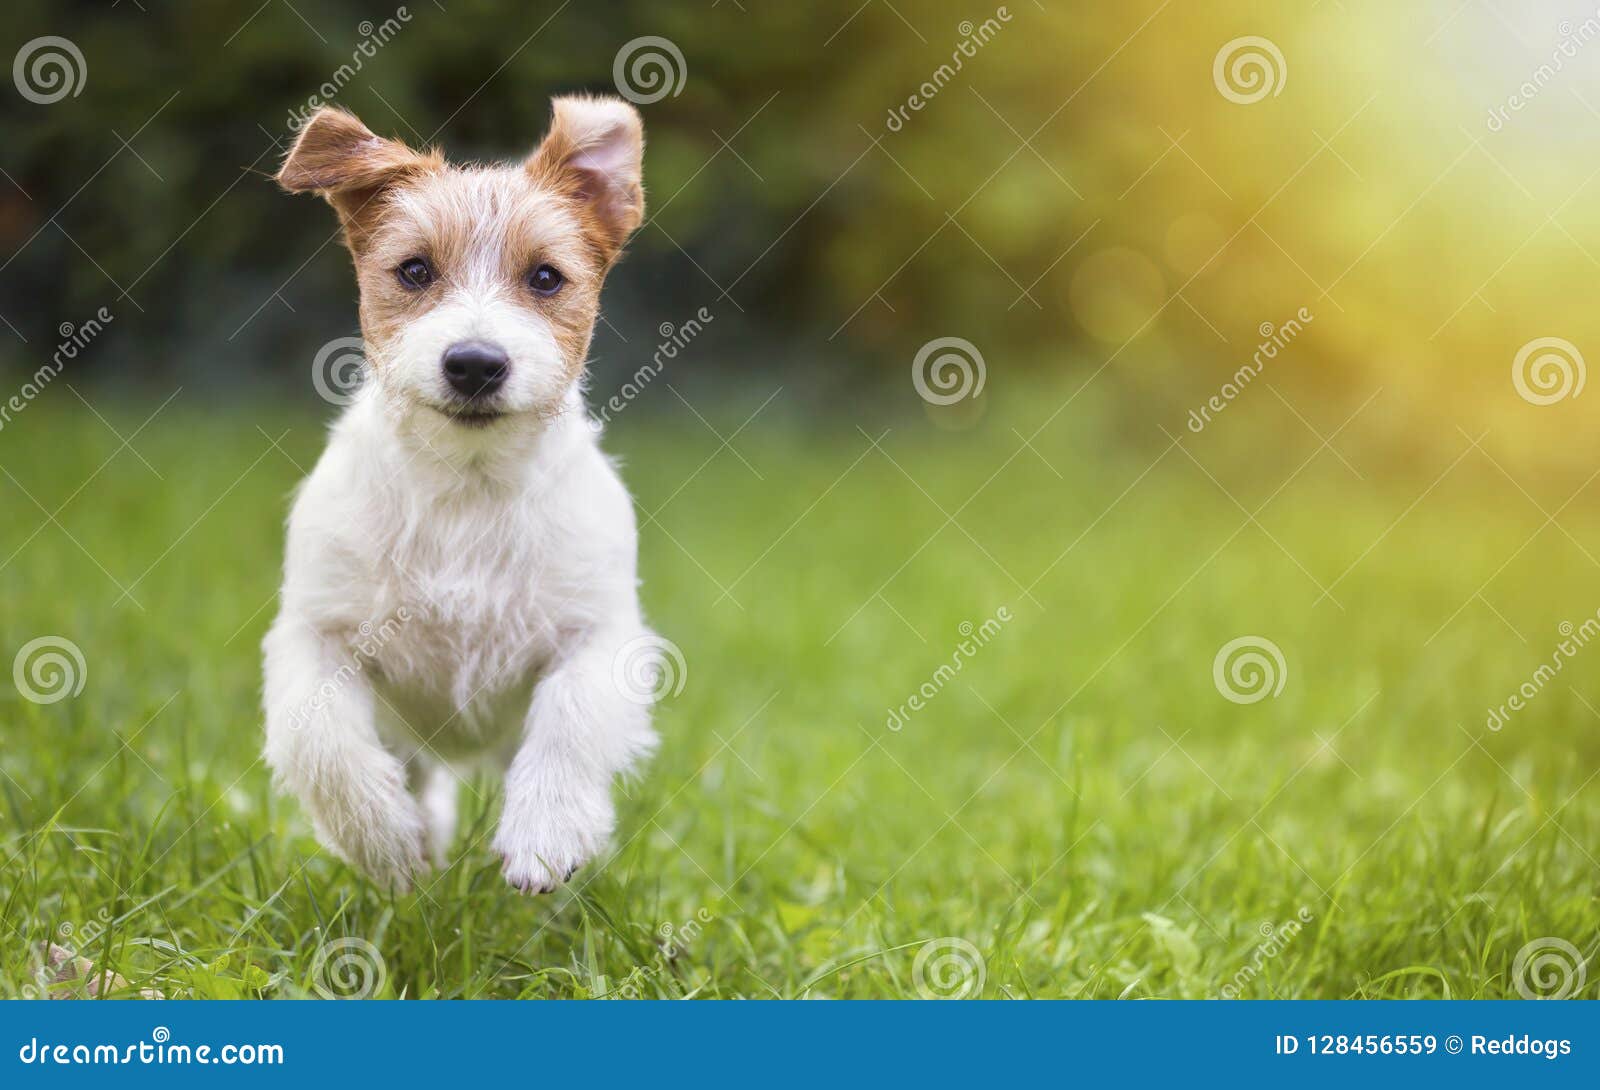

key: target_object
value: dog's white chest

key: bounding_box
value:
[358,502,572,756]
[279,394,635,765]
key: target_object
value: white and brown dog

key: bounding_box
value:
[262,97,657,893]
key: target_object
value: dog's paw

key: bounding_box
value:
[349,826,429,893]
[497,851,583,895]
[306,767,430,892]
[491,797,611,895]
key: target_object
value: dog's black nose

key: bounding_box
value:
[442,341,509,400]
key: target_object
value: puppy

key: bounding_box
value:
[261,97,658,893]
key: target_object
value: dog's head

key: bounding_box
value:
[278,97,643,431]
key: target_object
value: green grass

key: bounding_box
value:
[0,389,1596,999]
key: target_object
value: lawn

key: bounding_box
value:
[0,386,1596,999]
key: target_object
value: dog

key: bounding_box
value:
[261,96,658,893]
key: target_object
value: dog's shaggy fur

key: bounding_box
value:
[261,97,657,892]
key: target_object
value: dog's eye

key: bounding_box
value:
[527,264,564,296]
[396,257,434,290]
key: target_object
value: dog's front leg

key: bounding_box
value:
[494,627,659,893]
[263,616,427,889]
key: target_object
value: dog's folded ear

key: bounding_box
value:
[277,108,437,233]
[526,95,644,263]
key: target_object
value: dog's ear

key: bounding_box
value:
[277,108,436,234]
[526,95,644,263]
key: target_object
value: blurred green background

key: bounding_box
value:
[1,1,1598,998]
[2,0,1598,457]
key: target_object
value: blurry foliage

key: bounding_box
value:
[2,0,1600,463]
